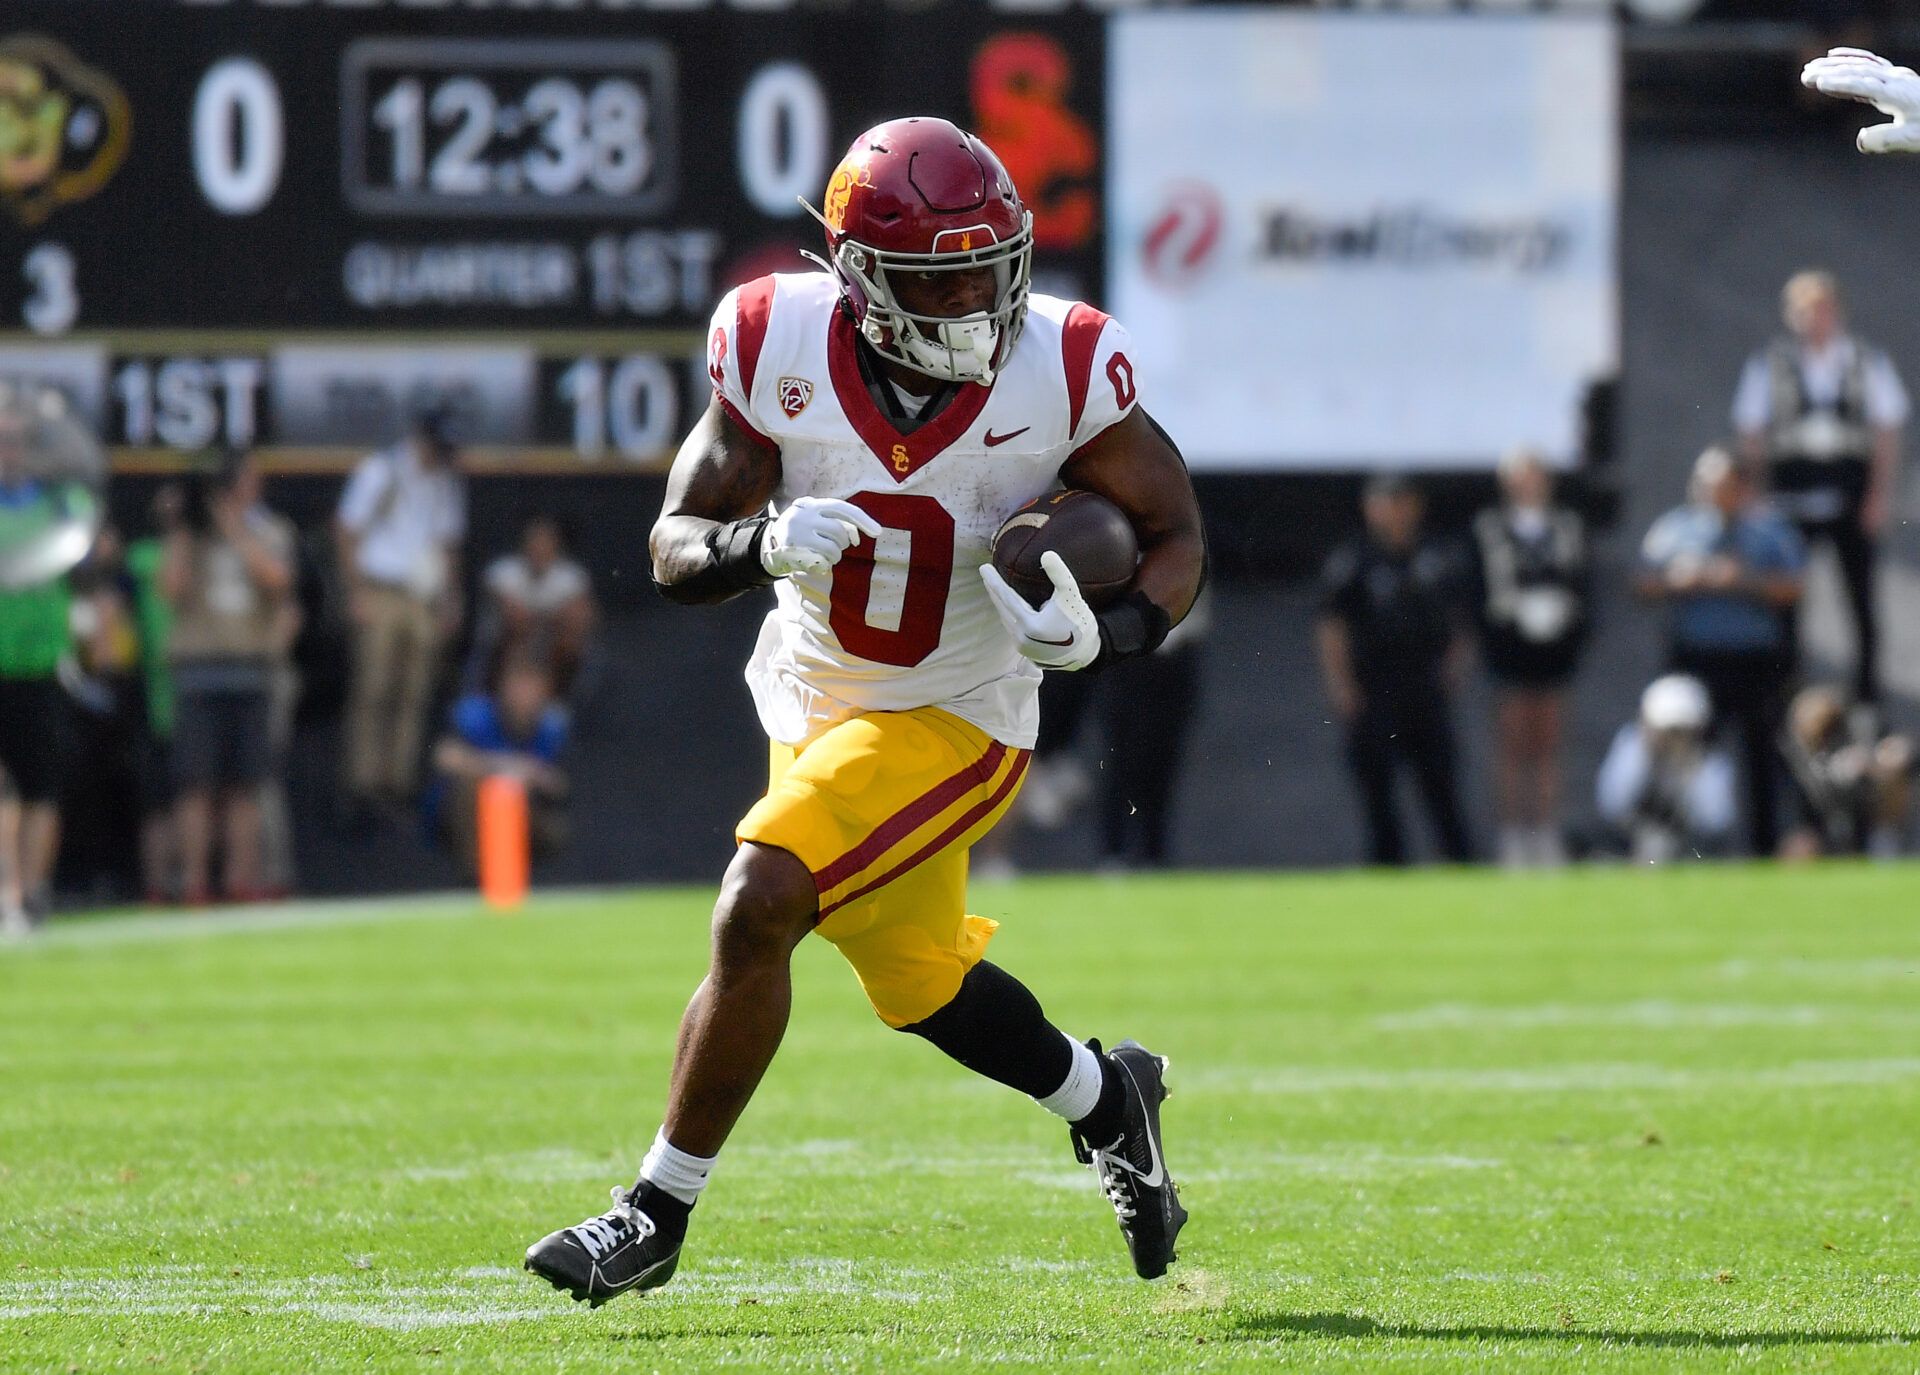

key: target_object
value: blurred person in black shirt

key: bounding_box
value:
[1470,448,1590,868]
[1317,475,1474,866]
[1098,590,1209,869]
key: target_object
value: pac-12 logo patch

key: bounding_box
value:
[777,376,814,418]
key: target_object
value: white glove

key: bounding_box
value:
[1802,47,1920,153]
[760,497,882,578]
[978,550,1102,672]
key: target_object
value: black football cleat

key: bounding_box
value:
[1072,1038,1187,1280]
[524,1185,684,1307]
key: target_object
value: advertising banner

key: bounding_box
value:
[1109,12,1619,471]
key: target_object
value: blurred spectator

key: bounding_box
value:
[259,592,304,899]
[1733,270,1906,705]
[1638,446,1805,855]
[431,653,570,879]
[161,452,297,904]
[0,405,73,934]
[1317,475,1474,866]
[470,514,595,696]
[1098,589,1209,869]
[124,487,181,903]
[59,525,145,902]
[1779,683,1914,860]
[1471,448,1590,868]
[335,404,468,817]
[1596,674,1735,865]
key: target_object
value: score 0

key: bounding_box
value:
[194,59,284,216]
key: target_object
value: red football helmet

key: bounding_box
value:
[803,117,1034,385]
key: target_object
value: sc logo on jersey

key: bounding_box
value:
[0,35,131,228]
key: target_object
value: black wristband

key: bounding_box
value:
[656,515,774,601]
[1091,589,1172,670]
[707,516,775,590]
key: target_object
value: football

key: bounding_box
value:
[990,489,1140,609]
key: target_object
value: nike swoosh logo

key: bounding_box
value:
[983,427,1030,448]
[1109,1060,1167,1187]
[1033,633,1077,647]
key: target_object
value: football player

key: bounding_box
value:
[525,117,1205,1303]
[1803,48,1920,153]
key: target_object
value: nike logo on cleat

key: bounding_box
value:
[1113,1059,1168,1187]
[983,427,1030,447]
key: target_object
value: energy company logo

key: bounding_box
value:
[0,35,130,228]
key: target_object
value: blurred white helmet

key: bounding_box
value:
[1641,674,1711,732]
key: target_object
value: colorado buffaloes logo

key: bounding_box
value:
[0,36,130,228]
[777,376,813,419]
[822,158,874,234]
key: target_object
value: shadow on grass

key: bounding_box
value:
[1236,1312,1914,1349]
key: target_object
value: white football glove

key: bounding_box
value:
[1802,47,1920,154]
[760,497,883,578]
[978,550,1102,672]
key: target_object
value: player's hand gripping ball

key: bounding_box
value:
[987,490,1139,610]
[980,491,1140,672]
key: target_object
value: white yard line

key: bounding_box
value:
[1714,957,1920,983]
[1370,1000,1920,1031]
[0,886,684,953]
[0,1259,945,1330]
[1187,1058,1920,1095]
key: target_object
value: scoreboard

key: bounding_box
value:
[0,3,1104,472]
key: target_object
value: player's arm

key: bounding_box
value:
[1060,407,1207,651]
[649,399,881,605]
[650,400,784,605]
[1315,617,1362,721]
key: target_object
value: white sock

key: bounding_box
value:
[639,1128,716,1206]
[1034,1033,1104,1122]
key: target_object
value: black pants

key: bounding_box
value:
[1673,647,1791,857]
[1347,687,1473,866]
[1794,515,1879,704]
[1098,647,1202,866]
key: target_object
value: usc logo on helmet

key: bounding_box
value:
[822,159,874,234]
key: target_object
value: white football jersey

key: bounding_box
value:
[706,271,1141,750]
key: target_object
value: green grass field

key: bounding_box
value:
[4,866,1920,1372]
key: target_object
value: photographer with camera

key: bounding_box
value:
[160,451,296,905]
